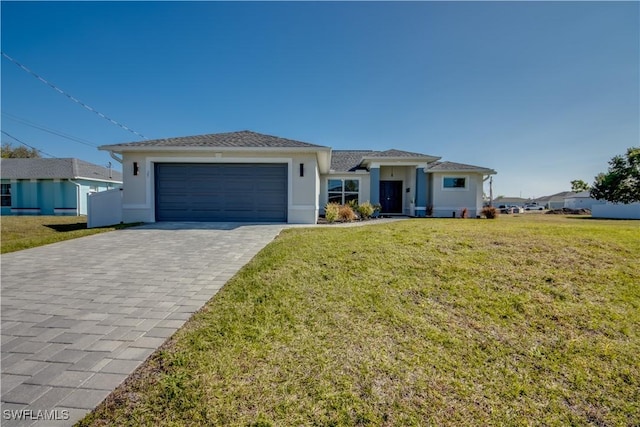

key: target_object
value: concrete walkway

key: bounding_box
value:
[1,223,286,426]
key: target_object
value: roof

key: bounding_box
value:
[330,149,440,172]
[534,191,574,202]
[563,191,592,199]
[0,158,122,182]
[426,161,496,174]
[100,130,329,150]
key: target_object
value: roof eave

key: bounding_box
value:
[99,145,330,153]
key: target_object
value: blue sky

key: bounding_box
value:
[2,1,638,198]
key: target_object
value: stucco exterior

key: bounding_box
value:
[100,131,496,224]
[429,173,486,218]
[119,150,321,224]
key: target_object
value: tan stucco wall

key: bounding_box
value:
[430,172,485,217]
[119,150,320,224]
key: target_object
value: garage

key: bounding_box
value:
[155,163,287,222]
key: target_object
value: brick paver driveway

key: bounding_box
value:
[1,222,285,426]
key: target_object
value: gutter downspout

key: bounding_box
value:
[109,151,123,164]
[69,180,82,216]
[483,175,493,207]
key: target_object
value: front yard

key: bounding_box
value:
[0,216,137,253]
[80,215,639,426]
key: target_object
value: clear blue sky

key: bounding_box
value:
[2,1,638,199]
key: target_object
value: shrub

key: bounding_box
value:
[325,203,340,223]
[481,206,499,219]
[426,205,433,217]
[357,202,375,219]
[461,208,469,219]
[338,205,357,222]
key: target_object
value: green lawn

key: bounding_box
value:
[79,215,639,426]
[1,216,138,253]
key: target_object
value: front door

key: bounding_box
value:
[380,181,403,213]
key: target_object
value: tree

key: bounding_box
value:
[570,179,590,192]
[590,147,640,204]
[1,143,41,158]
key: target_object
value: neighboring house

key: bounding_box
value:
[563,191,606,210]
[535,191,573,209]
[0,158,122,216]
[99,130,496,224]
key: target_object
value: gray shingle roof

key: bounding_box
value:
[330,150,376,172]
[101,130,329,150]
[0,158,122,182]
[426,161,496,173]
[330,149,439,172]
[367,149,434,158]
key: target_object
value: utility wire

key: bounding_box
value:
[2,111,98,148]
[1,130,57,158]
[1,51,148,140]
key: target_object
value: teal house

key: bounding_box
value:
[1,158,122,216]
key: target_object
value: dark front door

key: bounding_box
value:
[380,181,403,214]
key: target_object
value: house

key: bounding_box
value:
[563,191,606,210]
[99,130,496,224]
[534,191,574,209]
[0,158,122,216]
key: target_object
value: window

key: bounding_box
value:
[1,183,11,207]
[328,179,359,204]
[443,177,467,189]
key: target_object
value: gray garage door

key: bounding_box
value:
[155,163,287,222]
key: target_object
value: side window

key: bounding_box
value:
[1,183,11,207]
[443,177,467,189]
[327,179,359,204]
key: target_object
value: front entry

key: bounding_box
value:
[380,180,403,214]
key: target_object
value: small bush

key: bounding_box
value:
[426,205,434,217]
[357,202,375,219]
[461,208,469,219]
[325,203,340,223]
[338,205,357,222]
[481,206,499,219]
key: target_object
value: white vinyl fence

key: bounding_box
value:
[591,203,640,220]
[87,188,123,228]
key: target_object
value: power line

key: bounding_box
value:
[1,130,57,158]
[2,111,98,148]
[1,51,148,140]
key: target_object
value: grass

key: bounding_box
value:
[79,215,639,426]
[1,215,139,253]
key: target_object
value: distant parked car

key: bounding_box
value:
[524,203,544,211]
[498,204,513,214]
[510,205,524,214]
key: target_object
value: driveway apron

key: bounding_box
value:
[1,222,285,426]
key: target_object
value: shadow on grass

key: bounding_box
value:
[44,223,88,232]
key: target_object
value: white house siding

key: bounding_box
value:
[120,151,320,224]
[429,173,484,218]
[564,194,606,210]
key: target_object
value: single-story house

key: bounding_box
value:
[99,130,496,224]
[0,158,122,216]
[534,191,574,209]
[563,191,606,210]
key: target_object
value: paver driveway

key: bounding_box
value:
[1,222,286,426]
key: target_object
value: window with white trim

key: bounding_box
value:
[328,179,359,204]
[1,183,11,207]
[443,177,467,189]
